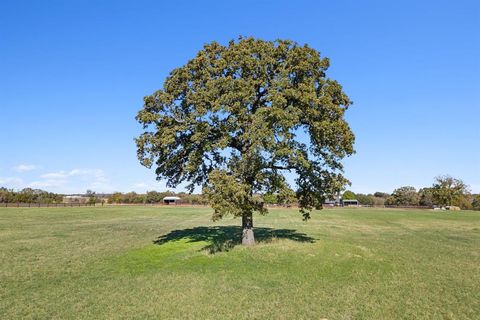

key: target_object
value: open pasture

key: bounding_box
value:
[1,206,479,319]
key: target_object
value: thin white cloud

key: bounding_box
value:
[89,180,114,191]
[132,182,149,188]
[33,168,111,193]
[0,177,24,186]
[41,169,107,181]
[40,171,69,179]
[130,182,164,193]
[13,164,37,172]
[69,169,104,177]
[28,179,67,188]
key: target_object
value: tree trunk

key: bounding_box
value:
[242,213,255,246]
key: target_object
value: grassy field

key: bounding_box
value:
[0,206,479,319]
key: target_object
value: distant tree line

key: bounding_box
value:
[108,191,208,205]
[0,187,63,204]
[2,175,479,210]
[342,175,480,210]
[0,187,207,206]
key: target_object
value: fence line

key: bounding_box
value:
[1,202,97,208]
[384,205,431,209]
[0,202,209,208]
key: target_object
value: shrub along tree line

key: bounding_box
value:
[342,175,479,210]
[0,187,63,204]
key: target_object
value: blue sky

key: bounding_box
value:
[1,0,479,194]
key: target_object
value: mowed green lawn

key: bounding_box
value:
[1,206,479,319]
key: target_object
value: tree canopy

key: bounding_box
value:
[432,175,469,207]
[135,37,355,244]
[472,195,480,211]
[386,186,420,206]
[342,190,356,200]
[418,187,434,207]
[0,187,62,204]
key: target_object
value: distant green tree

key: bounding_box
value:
[355,193,374,206]
[1,188,12,203]
[263,186,297,206]
[384,196,396,206]
[432,175,469,207]
[15,188,36,203]
[109,192,123,204]
[373,192,389,206]
[342,190,356,200]
[276,186,297,207]
[86,190,97,205]
[390,186,420,206]
[189,194,208,205]
[372,196,386,206]
[0,188,62,204]
[472,195,480,211]
[0,187,12,203]
[452,194,472,210]
[123,192,138,203]
[146,191,163,203]
[419,188,434,207]
[263,193,277,205]
[136,37,355,245]
[373,192,390,198]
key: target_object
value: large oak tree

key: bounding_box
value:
[136,37,355,245]
[432,175,469,207]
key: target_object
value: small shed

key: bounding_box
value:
[342,199,359,207]
[163,196,181,205]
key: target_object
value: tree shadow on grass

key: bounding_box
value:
[153,226,315,254]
